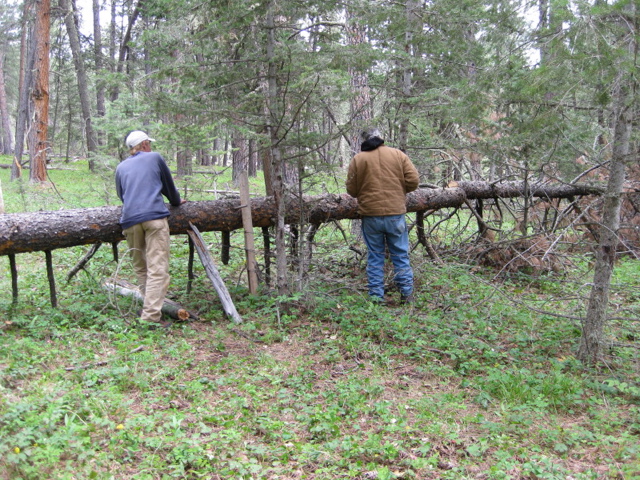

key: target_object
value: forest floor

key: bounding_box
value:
[1,161,639,479]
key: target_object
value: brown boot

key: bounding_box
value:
[400,294,415,305]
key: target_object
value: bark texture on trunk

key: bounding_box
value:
[60,0,98,162]
[265,4,289,295]
[12,0,35,180]
[93,0,105,120]
[0,182,603,256]
[0,49,13,154]
[576,1,636,365]
[447,181,603,199]
[578,96,631,364]
[29,0,51,183]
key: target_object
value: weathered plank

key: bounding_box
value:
[187,223,243,324]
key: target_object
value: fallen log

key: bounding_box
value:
[103,279,199,321]
[0,182,605,256]
[447,180,604,199]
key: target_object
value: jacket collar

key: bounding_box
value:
[360,137,385,152]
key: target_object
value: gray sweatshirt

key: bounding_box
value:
[115,151,182,230]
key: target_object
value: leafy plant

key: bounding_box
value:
[1,165,639,479]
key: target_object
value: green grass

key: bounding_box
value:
[1,162,639,479]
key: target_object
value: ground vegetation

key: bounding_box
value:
[1,162,638,479]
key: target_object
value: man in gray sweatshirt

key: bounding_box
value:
[115,131,185,326]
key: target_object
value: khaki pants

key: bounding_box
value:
[123,218,171,323]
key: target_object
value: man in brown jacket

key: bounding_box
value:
[346,127,420,304]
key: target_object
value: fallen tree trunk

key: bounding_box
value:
[0,182,605,256]
[446,180,605,200]
[104,279,198,321]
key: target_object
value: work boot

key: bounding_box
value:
[141,319,173,330]
[369,295,386,305]
[400,294,415,305]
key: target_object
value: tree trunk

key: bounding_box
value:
[28,0,51,183]
[576,0,638,365]
[110,1,141,101]
[248,138,257,177]
[49,37,64,155]
[0,48,13,154]
[60,0,98,168]
[212,137,221,165]
[397,0,420,152]
[12,0,36,180]
[0,182,603,256]
[262,146,273,197]
[223,136,229,166]
[199,149,211,167]
[93,0,105,124]
[578,93,632,364]
[176,149,192,177]
[108,0,117,71]
[0,179,4,214]
[345,6,371,239]
[239,171,258,294]
[265,4,289,295]
[446,180,602,200]
[231,128,248,186]
[346,6,371,155]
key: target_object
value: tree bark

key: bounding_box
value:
[446,180,603,200]
[576,1,637,365]
[108,0,117,71]
[231,129,248,186]
[345,5,371,155]
[12,0,36,180]
[0,48,13,154]
[397,0,420,153]
[265,4,289,295]
[176,148,192,177]
[93,0,106,122]
[0,182,603,256]
[578,91,632,365]
[110,0,141,101]
[28,0,51,183]
[60,0,98,167]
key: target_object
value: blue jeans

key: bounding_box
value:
[361,215,413,299]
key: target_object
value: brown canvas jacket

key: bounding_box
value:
[346,145,419,216]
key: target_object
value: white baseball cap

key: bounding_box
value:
[125,130,156,148]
